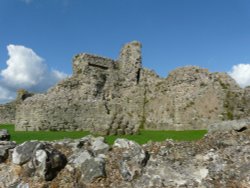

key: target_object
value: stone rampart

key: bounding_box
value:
[0,103,16,124]
[15,41,144,135]
[7,41,250,134]
[0,89,33,124]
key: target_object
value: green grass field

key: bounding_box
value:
[0,124,207,145]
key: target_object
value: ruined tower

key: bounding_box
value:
[15,41,144,135]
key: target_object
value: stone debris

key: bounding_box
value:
[0,124,249,187]
[113,139,150,181]
[0,129,10,141]
[12,141,67,181]
[0,140,16,163]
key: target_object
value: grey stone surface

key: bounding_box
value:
[74,135,109,155]
[114,139,149,181]
[0,129,10,141]
[66,135,109,181]
[28,144,67,181]
[91,137,110,155]
[80,157,106,183]
[0,141,16,163]
[68,150,92,168]
[15,182,30,188]
[12,141,43,165]
[0,164,21,188]
[12,141,67,181]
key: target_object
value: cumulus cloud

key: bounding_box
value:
[0,44,68,103]
[1,45,47,89]
[228,64,250,88]
[0,86,15,104]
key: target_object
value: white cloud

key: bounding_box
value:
[1,45,47,88]
[0,44,68,103]
[228,64,250,88]
[51,69,68,81]
[0,86,15,104]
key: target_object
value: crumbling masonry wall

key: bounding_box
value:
[13,41,250,134]
[0,103,16,124]
[0,89,33,124]
[15,41,144,135]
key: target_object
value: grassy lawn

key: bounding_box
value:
[0,124,90,144]
[0,124,207,145]
[104,130,207,145]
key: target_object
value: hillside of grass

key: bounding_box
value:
[0,124,207,145]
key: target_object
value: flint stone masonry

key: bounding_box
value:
[0,89,33,124]
[142,67,249,130]
[0,103,16,124]
[7,41,250,134]
[15,41,143,135]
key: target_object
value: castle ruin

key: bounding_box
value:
[1,41,250,135]
[15,41,144,135]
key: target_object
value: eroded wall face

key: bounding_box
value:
[0,103,16,124]
[142,67,247,130]
[14,41,250,134]
[15,41,144,135]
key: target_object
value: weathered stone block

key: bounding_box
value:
[0,129,10,141]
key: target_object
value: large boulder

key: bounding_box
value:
[0,141,16,163]
[12,141,67,181]
[113,139,150,181]
[29,144,67,181]
[76,135,110,155]
[12,141,43,165]
[80,156,106,183]
[66,135,109,184]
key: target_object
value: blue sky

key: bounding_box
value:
[1,0,250,103]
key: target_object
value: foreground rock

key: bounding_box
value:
[0,127,249,187]
[12,141,67,181]
[0,129,10,141]
[113,139,150,181]
[0,140,16,163]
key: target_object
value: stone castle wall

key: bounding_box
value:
[0,89,33,124]
[142,67,247,130]
[15,41,144,135]
[2,41,250,134]
[0,102,16,124]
